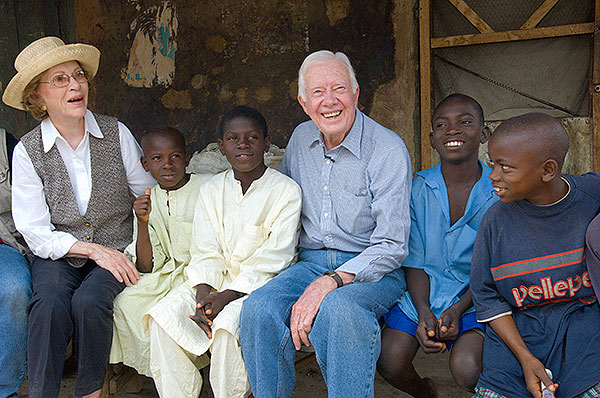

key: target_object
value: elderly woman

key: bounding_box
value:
[2,37,155,398]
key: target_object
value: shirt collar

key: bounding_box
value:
[418,161,494,228]
[309,109,363,159]
[40,110,103,153]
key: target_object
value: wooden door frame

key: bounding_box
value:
[418,0,599,170]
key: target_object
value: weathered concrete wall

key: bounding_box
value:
[76,0,406,155]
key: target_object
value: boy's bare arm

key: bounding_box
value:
[488,315,557,398]
[134,188,153,273]
[406,267,445,352]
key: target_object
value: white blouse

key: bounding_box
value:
[12,110,155,260]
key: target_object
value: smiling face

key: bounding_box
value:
[218,116,269,184]
[141,131,190,191]
[34,61,88,124]
[488,133,547,204]
[298,59,359,148]
[430,97,488,164]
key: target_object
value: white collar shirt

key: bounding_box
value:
[12,110,156,260]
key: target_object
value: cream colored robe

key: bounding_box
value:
[145,167,301,359]
[110,173,211,375]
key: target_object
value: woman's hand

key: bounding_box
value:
[69,241,139,286]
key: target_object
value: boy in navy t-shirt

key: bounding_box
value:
[471,112,600,398]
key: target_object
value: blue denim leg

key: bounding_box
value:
[0,244,31,398]
[241,249,349,398]
[310,266,406,398]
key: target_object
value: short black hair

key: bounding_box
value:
[433,93,485,125]
[140,127,187,154]
[218,105,268,139]
[492,112,569,169]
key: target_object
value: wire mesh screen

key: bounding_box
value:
[431,0,592,119]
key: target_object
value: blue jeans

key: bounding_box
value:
[0,244,31,398]
[240,249,406,398]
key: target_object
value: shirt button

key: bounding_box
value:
[324,212,329,217]
[325,236,331,241]
[85,235,91,240]
[326,159,331,165]
[323,186,328,191]
[85,222,90,227]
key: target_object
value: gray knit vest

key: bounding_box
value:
[21,113,133,267]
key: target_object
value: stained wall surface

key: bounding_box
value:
[72,0,418,159]
[1,1,593,173]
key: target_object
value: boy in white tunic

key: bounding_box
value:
[145,106,302,398]
[110,127,211,375]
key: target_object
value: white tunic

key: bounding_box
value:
[110,173,211,375]
[145,167,301,356]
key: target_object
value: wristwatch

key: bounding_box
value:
[323,270,343,288]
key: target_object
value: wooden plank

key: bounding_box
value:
[447,0,494,33]
[419,0,433,170]
[592,0,600,172]
[432,22,595,48]
[521,0,560,29]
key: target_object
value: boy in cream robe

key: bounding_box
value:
[110,128,211,376]
[145,106,302,398]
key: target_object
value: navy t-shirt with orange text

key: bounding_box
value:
[471,173,600,398]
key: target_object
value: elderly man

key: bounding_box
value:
[240,50,412,397]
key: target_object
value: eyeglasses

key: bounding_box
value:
[39,70,88,88]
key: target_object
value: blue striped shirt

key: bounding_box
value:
[280,110,412,282]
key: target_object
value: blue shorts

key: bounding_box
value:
[384,306,484,350]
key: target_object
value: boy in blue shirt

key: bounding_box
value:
[471,112,600,398]
[378,94,496,397]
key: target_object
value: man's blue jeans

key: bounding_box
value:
[0,244,31,398]
[240,248,406,398]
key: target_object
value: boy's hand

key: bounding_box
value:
[189,284,214,338]
[416,310,446,353]
[133,188,152,223]
[522,357,558,398]
[197,290,238,320]
[191,289,239,338]
[438,306,460,341]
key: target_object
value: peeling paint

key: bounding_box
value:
[218,87,233,102]
[211,66,225,76]
[191,74,207,89]
[326,0,349,25]
[255,86,272,102]
[289,81,298,100]
[206,34,227,53]
[124,1,178,88]
[236,87,249,103]
[160,88,192,109]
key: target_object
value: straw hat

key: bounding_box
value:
[2,36,100,110]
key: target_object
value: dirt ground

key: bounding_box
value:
[17,350,471,397]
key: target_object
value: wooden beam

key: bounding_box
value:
[432,22,596,48]
[592,0,600,172]
[447,0,494,33]
[419,0,433,170]
[521,0,560,29]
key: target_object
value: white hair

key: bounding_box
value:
[297,50,359,102]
